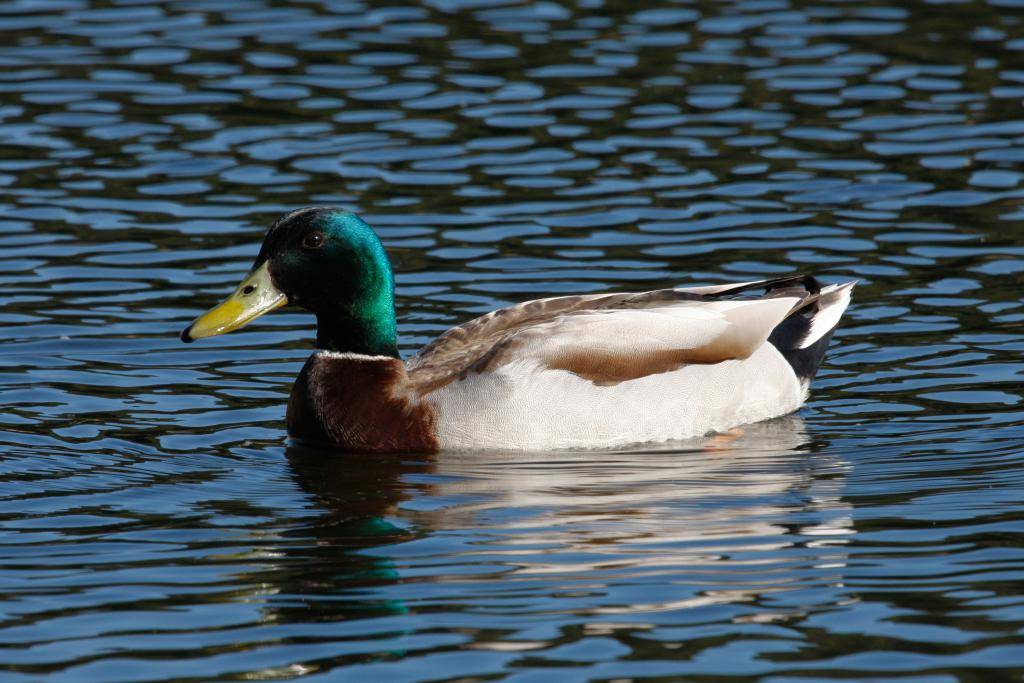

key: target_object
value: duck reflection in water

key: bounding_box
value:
[273,417,853,631]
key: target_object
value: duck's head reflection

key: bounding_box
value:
[268,445,423,621]
[279,417,852,622]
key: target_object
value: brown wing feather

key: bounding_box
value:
[405,289,698,393]
[541,346,737,385]
[405,276,819,394]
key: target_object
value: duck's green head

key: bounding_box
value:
[181,208,398,357]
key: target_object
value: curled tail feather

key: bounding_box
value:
[767,282,854,383]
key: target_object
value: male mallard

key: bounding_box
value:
[181,207,854,452]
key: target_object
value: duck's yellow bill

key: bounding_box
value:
[180,261,287,342]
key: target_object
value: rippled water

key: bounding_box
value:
[3,0,1024,680]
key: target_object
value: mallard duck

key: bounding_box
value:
[181,207,854,452]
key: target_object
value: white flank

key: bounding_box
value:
[428,343,805,451]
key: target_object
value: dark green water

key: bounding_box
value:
[2,0,1024,680]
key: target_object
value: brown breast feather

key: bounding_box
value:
[288,353,439,453]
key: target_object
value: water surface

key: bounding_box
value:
[2,0,1024,680]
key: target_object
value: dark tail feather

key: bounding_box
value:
[701,274,824,299]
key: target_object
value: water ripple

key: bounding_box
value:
[2,0,1024,680]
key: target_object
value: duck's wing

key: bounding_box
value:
[406,275,845,392]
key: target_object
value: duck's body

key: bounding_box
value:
[182,208,854,453]
[285,278,851,452]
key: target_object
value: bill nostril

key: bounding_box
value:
[242,284,256,295]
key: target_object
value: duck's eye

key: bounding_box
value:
[302,231,324,250]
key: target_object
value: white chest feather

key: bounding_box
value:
[426,344,805,451]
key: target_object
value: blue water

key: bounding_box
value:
[2,0,1024,680]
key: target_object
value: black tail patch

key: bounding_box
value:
[769,315,837,383]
